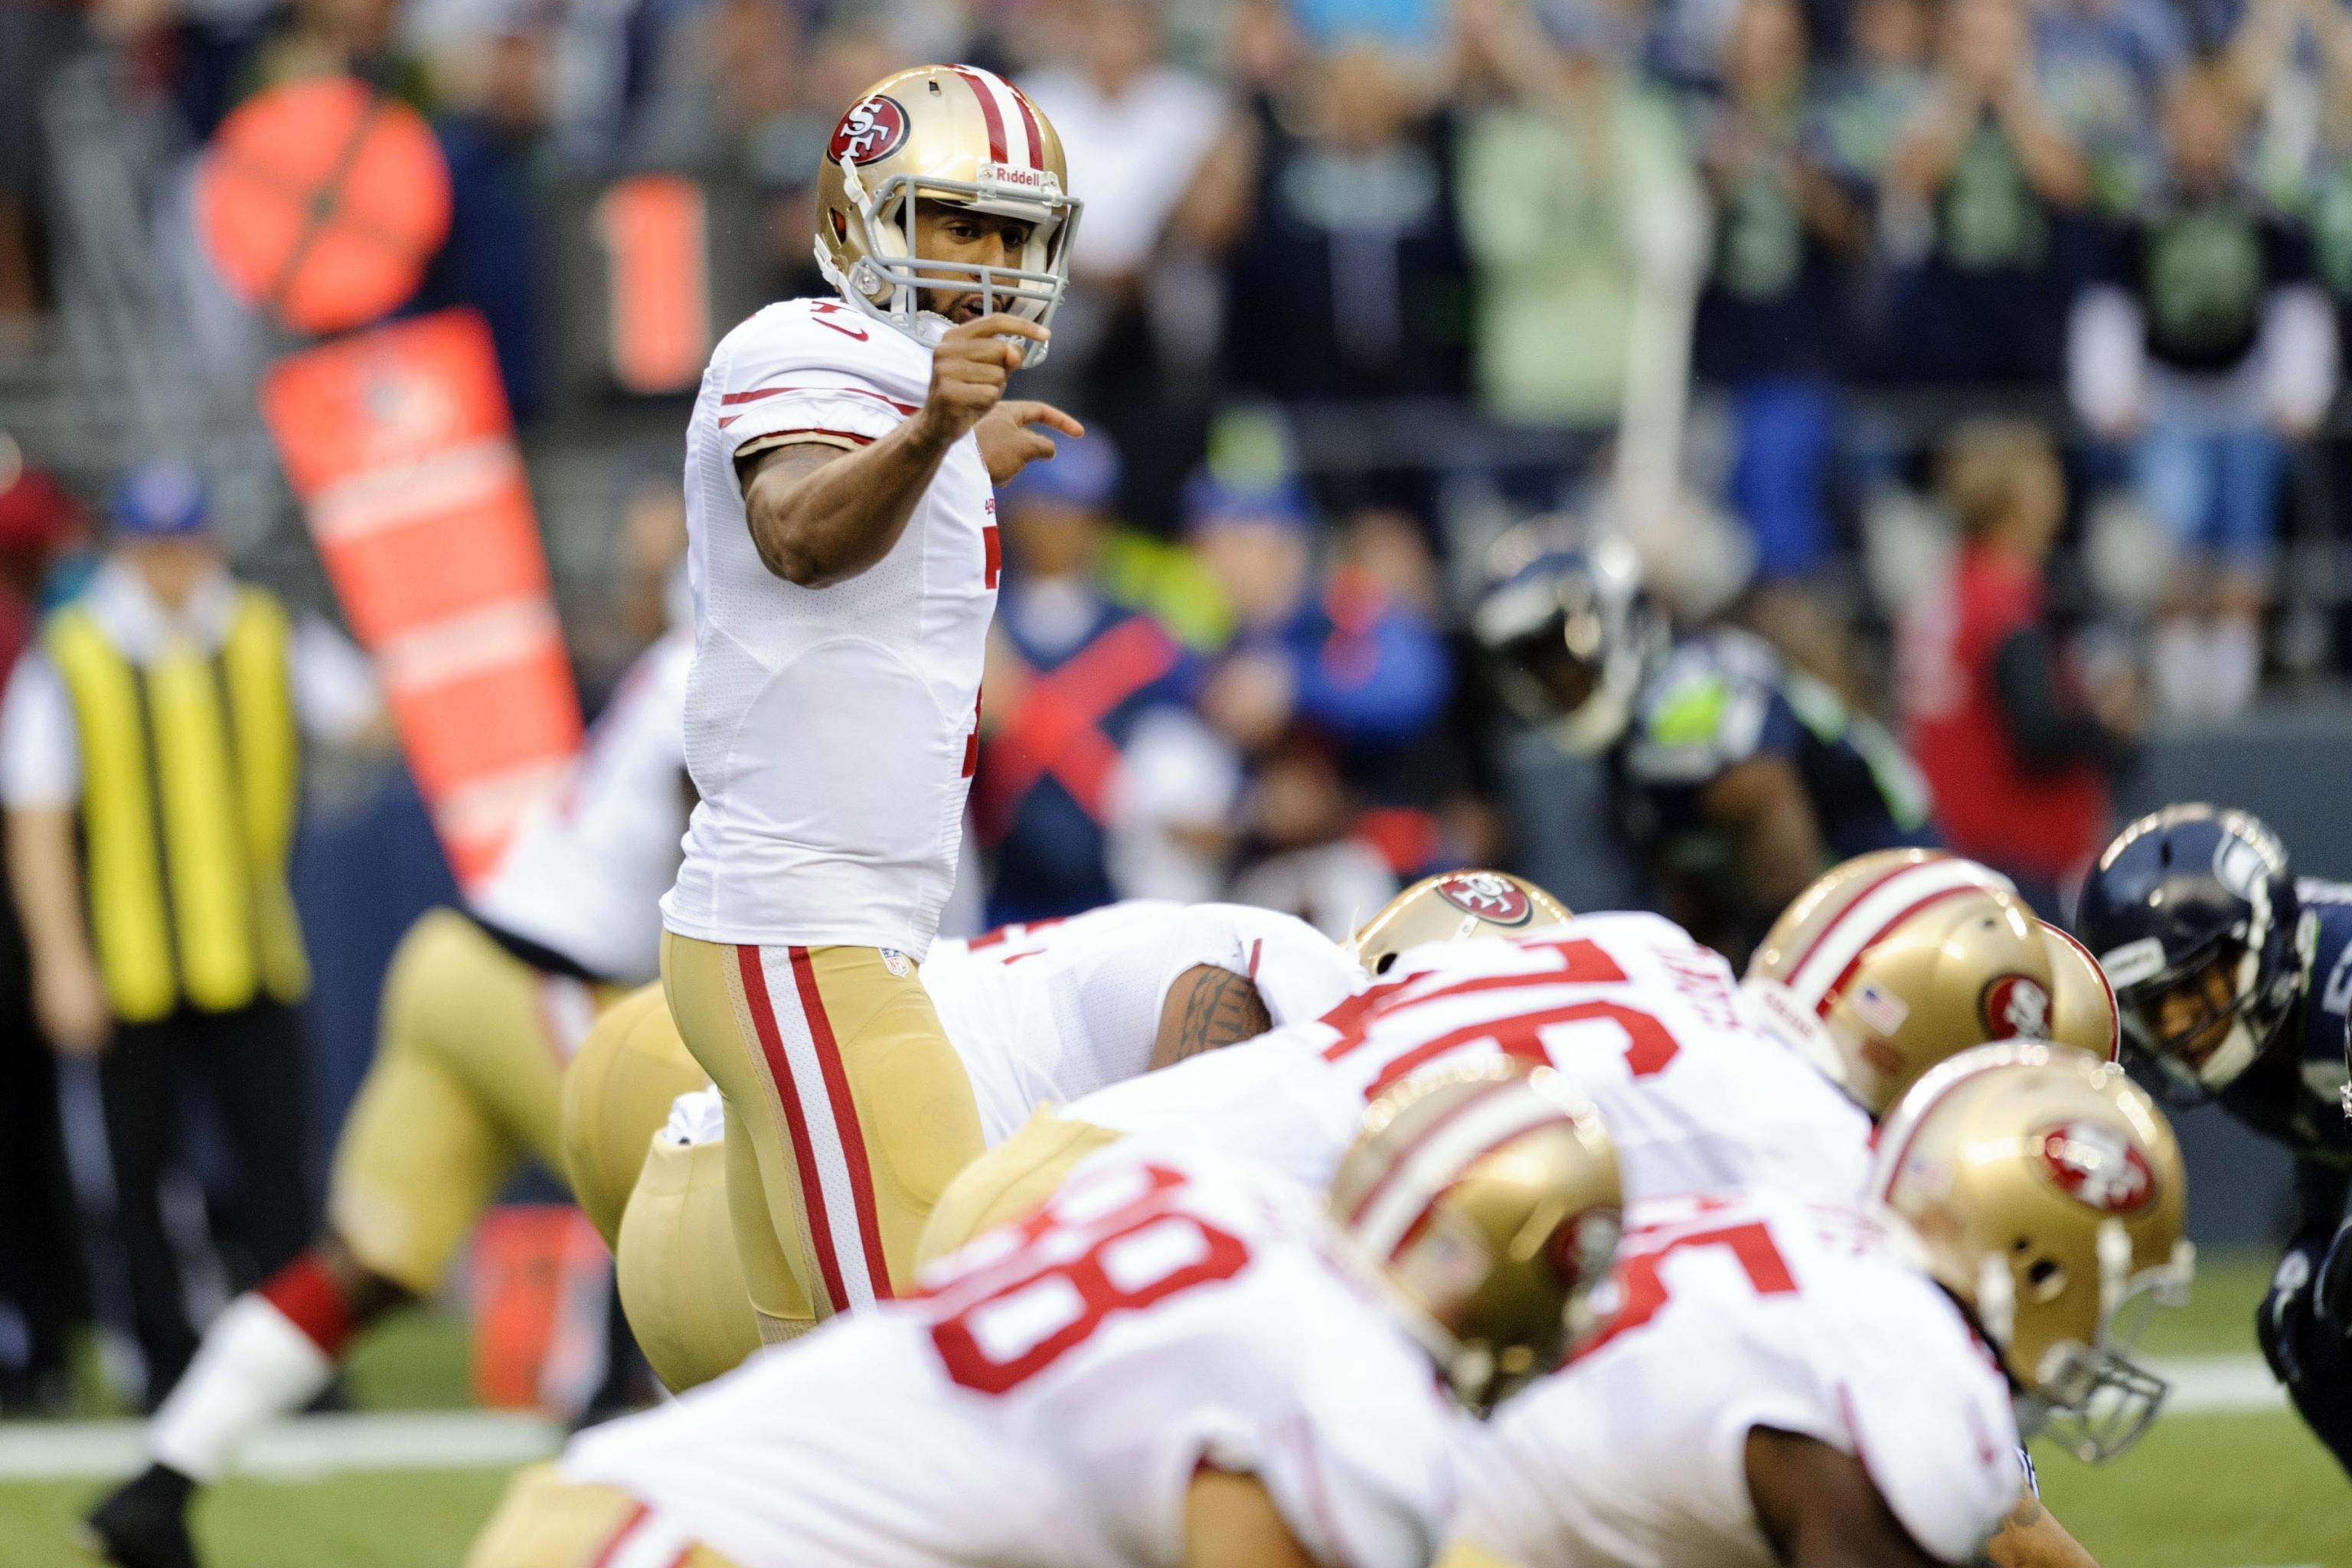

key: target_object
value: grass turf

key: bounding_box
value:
[0,1253,2344,1568]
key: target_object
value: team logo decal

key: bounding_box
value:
[829,95,910,165]
[2035,1119,2155,1213]
[1436,871,1532,926]
[1981,973,2052,1040]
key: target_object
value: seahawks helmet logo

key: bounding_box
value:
[1981,973,2052,1040]
[829,94,910,165]
[2036,1119,2155,1213]
[1436,872,1533,926]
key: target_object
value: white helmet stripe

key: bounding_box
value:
[1787,858,2014,1007]
[1353,1087,1574,1261]
[962,65,1034,168]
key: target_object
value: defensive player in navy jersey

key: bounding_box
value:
[1473,541,1936,961]
[2077,803,2352,1475]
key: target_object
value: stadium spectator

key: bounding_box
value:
[1187,469,1452,764]
[2069,62,2335,720]
[1457,0,1694,433]
[973,430,1197,924]
[1690,0,1866,581]
[1883,0,2092,382]
[0,462,381,1404]
[1221,38,1472,402]
[0,457,88,1413]
[1022,0,1240,531]
[1897,420,2141,916]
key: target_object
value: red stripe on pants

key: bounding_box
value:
[789,946,893,1300]
[734,946,854,1315]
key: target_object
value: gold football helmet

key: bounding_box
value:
[1873,1041,2193,1462]
[815,65,1081,364]
[1745,849,2054,1116]
[1349,871,1575,976]
[1328,1059,1622,1416]
[2042,922,2122,1061]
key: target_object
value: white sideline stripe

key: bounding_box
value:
[0,1355,2287,1482]
[2155,1354,2287,1415]
[0,1410,560,1481]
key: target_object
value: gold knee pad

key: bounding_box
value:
[663,934,986,1321]
[560,981,709,1249]
[616,1134,769,1391]
[464,1463,743,1568]
[913,1109,1125,1269]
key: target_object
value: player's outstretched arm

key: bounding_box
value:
[1979,1492,2099,1568]
[1182,1469,1321,1568]
[1745,1427,1949,1568]
[738,314,1076,587]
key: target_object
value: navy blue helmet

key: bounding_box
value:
[2075,804,2304,1100]
[1471,536,1664,756]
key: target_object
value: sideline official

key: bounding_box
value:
[0,460,379,1403]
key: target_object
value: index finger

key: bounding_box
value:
[1008,402,1085,439]
[949,313,1050,344]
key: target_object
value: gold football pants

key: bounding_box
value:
[660,933,984,1341]
[465,1463,742,1568]
[913,1107,1125,1266]
[559,979,711,1250]
[616,1134,765,1390]
[332,910,618,1295]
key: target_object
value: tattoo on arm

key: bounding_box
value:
[1154,966,1274,1069]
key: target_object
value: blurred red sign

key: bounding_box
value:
[197,77,452,336]
[261,309,580,885]
[595,175,711,394]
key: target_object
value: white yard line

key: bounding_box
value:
[2154,1354,2288,1416]
[0,1410,560,1481]
[0,1354,2291,1482]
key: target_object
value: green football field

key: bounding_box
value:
[0,1254,2344,1568]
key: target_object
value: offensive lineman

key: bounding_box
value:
[2076,804,2352,1477]
[569,897,1362,1387]
[1445,1045,2193,1568]
[921,853,2066,1252]
[89,629,695,1568]
[465,1063,1626,1568]
[658,64,1086,1344]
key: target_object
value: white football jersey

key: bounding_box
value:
[562,1140,1469,1568]
[468,629,691,984]
[1453,1193,2021,1568]
[1063,912,1874,1206]
[922,900,1364,1142]
[662,297,995,957]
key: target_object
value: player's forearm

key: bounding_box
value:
[1980,1492,2099,1568]
[6,806,93,968]
[746,416,956,588]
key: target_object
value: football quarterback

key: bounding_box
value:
[463,1065,1623,1568]
[658,64,1085,1347]
[570,899,1361,1387]
[90,629,694,1568]
[2076,804,2352,1475]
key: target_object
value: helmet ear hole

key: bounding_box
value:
[829,209,848,243]
[2026,1256,2067,1302]
[1374,952,1399,975]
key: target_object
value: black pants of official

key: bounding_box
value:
[97,997,315,1406]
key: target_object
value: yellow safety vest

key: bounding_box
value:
[47,587,310,1022]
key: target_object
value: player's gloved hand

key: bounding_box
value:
[2259,1225,2352,1477]
[919,315,1050,447]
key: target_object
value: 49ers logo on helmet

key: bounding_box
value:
[1436,872,1533,926]
[1980,973,2052,1040]
[2036,1119,2156,1213]
[829,95,910,165]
